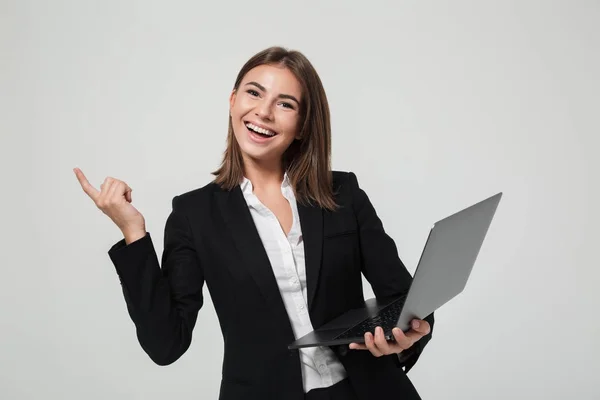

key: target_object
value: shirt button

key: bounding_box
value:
[299,304,305,310]
[318,364,327,372]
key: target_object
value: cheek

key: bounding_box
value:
[230,119,246,146]
[231,96,250,117]
[231,107,248,133]
[280,114,300,137]
[230,103,244,121]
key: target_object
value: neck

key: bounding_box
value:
[243,156,285,191]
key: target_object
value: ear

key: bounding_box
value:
[295,124,303,140]
[229,89,237,115]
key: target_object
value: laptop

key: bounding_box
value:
[288,192,503,350]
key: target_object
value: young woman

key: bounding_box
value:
[74,46,434,400]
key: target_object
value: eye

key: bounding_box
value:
[280,102,294,110]
[246,89,259,97]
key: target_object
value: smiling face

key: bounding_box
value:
[229,64,303,167]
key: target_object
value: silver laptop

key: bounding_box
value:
[288,192,503,349]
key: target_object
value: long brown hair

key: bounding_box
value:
[212,46,338,211]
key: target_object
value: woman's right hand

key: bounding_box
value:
[74,167,146,241]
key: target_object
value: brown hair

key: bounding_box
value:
[212,46,338,211]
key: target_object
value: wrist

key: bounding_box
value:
[122,228,146,244]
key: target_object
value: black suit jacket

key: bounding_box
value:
[108,171,434,400]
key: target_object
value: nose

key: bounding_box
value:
[255,99,273,120]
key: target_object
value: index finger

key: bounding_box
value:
[73,168,99,201]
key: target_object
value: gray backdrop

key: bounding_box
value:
[2,0,598,399]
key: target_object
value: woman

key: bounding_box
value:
[74,46,434,400]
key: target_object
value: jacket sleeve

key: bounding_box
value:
[348,171,434,373]
[108,195,204,366]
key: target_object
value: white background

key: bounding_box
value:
[2,0,599,398]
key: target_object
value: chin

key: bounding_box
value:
[244,146,284,164]
[235,137,274,162]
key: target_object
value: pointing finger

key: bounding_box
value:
[73,168,99,201]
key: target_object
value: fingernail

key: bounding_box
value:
[412,320,420,329]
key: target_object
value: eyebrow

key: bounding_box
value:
[245,81,300,105]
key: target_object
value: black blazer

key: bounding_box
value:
[108,171,434,400]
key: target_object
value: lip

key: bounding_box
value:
[246,126,276,144]
[244,120,279,136]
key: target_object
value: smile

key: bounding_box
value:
[245,121,278,138]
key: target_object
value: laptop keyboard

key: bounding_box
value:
[334,296,407,340]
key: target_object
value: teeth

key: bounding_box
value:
[246,122,275,136]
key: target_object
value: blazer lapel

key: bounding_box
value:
[215,185,324,315]
[297,201,323,312]
[215,187,287,314]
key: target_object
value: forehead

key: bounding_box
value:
[241,64,302,97]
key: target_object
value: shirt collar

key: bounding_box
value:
[281,172,291,189]
[240,175,253,195]
[240,172,291,194]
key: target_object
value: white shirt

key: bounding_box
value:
[240,174,348,393]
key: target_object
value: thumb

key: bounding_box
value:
[125,187,132,203]
[411,319,430,335]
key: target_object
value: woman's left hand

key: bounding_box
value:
[348,319,431,357]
